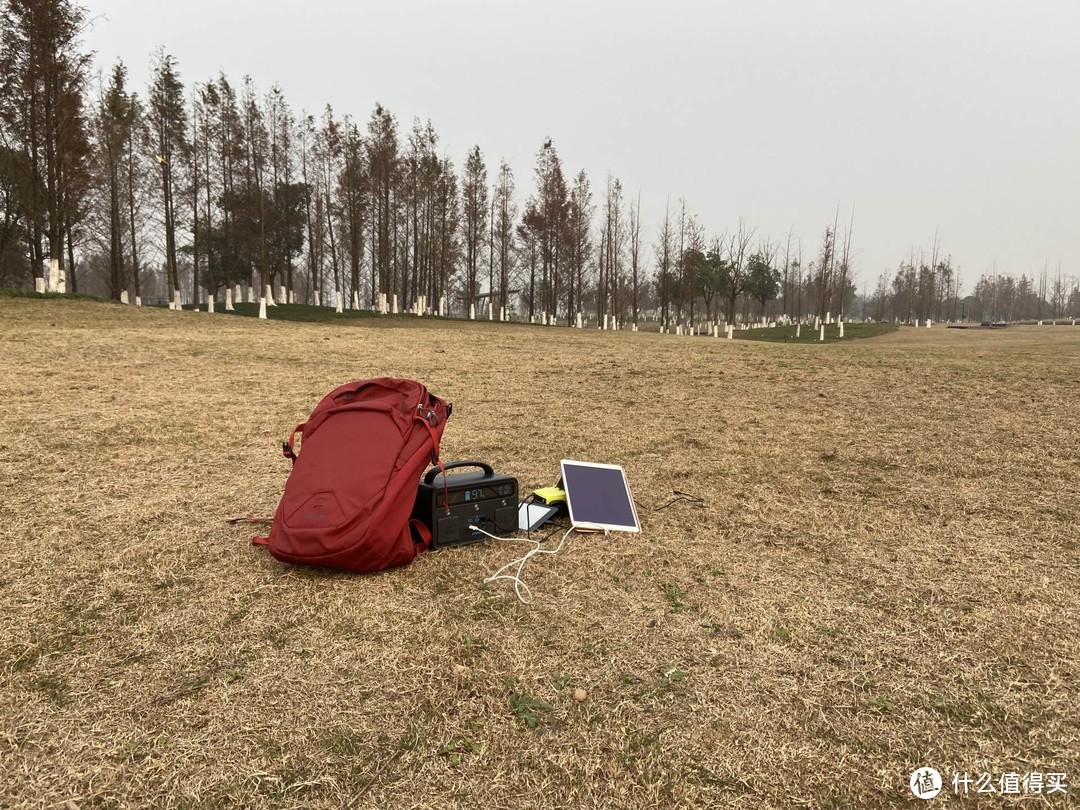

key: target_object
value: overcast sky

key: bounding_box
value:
[83,0,1079,292]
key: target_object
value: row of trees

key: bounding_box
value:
[2,0,1073,327]
[863,245,1080,324]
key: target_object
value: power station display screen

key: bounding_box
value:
[560,460,640,533]
[436,483,515,508]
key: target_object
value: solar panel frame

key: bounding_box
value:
[560,459,641,533]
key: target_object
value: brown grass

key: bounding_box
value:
[1,298,1078,809]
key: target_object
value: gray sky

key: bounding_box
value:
[84,0,1079,292]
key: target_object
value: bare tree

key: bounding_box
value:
[723,220,755,324]
[628,191,643,327]
[0,0,93,292]
[654,201,675,329]
[461,144,487,313]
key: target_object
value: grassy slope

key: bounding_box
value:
[0,297,1077,808]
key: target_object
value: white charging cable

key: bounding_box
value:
[476,524,574,604]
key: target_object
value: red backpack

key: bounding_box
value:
[254,378,451,572]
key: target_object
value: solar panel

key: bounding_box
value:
[560,460,640,533]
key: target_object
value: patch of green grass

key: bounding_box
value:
[658,666,688,688]
[439,738,481,765]
[662,582,686,613]
[505,678,553,728]
[733,322,897,343]
[866,696,896,714]
[0,287,114,303]
[551,671,574,691]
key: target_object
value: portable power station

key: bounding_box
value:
[413,461,519,548]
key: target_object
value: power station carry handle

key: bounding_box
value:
[423,460,494,485]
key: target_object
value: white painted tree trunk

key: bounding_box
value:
[352,290,359,310]
[135,296,141,306]
[335,291,343,314]
[226,287,234,310]
[265,284,276,306]
[208,295,215,314]
[392,294,399,314]
[35,277,45,294]
[120,290,129,305]
[576,312,582,329]
[173,289,182,310]
[288,289,295,304]
[439,296,446,317]
[49,259,66,293]
[258,297,267,319]
[469,303,476,320]
[820,324,825,341]
[796,323,801,338]
[279,284,286,304]
[247,285,254,304]
[839,320,844,337]
[234,283,242,304]
[315,290,322,307]
[487,302,493,320]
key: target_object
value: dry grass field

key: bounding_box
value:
[1,297,1078,809]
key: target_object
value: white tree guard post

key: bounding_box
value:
[839,319,844,338]
[49,259,66,293]
[135,296,141,306]
[335,291,344,314]
[258,297,267,319]
[352,290,359,310]
[392,294,399,314]
[225,287,234,310]
[819,324,825,341]
[120,290,129,305]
